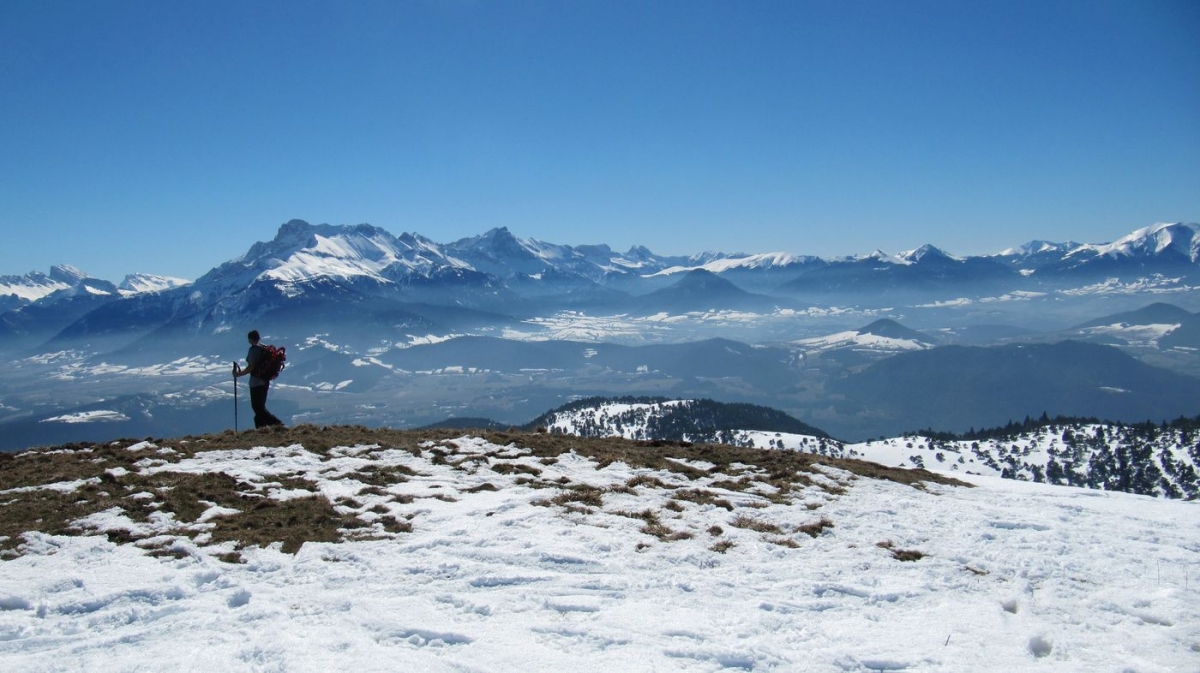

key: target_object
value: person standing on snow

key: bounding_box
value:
[233,329,284,428]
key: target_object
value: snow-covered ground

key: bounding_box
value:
[739,424,1200,499]
[44,355,230,381]
[790,330,930,354]
[38,410,130,424]
[1076,322,1182,348]
[501,308,884,345]
[1,435,1197,672]
[542,399,693,439]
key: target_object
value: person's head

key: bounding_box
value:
[247,330,260,345]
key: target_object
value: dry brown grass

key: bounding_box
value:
[550,485,606,509]
[876,540,926,562]
[796,516,835,538]
[730,515,785,535]
[671,489,735,511]
[709,539,737,553]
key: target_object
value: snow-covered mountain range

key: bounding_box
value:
[0,265,189,308]
[0,218,1195,356]
[4,219,1198,321]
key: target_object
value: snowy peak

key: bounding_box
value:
[468,227,539,259]
[49,264,88,284]
[794,319,935,355]
[447,227,574,279]
[119,273,192,294]
[997,239,1079,257]
[0,269,73,303]
[447,228,692,282]
[896,244,956,265]
[649,251,818,277]
[211,219,471,288]
[0,265,118,307]
[1085,221,1200,262]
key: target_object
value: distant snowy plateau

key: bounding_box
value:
[2,219,1200,454]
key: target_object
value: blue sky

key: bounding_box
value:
[2,0,1198,281]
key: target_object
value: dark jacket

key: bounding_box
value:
[246,344,270,388]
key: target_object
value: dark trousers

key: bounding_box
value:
[249,384,284,428]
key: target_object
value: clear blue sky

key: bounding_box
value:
[2,0,1198,281]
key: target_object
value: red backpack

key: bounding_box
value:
[252,344,287,381]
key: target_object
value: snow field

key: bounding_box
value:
[0,436,1197,672]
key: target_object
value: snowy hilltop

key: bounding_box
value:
[536,397,1200,500]
[0,426,1196,671]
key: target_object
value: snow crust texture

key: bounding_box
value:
[0,434,1197,672]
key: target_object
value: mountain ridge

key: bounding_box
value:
[6,220,1197,308]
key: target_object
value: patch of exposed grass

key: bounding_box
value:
[376,515,414,535]
[613,508,691,542]
[730,515,785,535]
[351,464,418,486]
[0,482,115,555]
[464,482,500,493]
[513,476,556,489]
[204,493,356,554]
[672,489,734,511]
[877,540,926,562]
[642,522,693,542]
[613,508,659,522]
[551,485,605,508]
[710,539,736,553]
[795,516,835,538]
[626,474,671,490]
[708,477,755,492]
[142,471,248,523]
[490,461,543,477]
[768,536,801,548]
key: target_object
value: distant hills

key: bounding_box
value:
[832,340,1200,434]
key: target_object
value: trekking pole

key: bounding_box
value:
[233,365,239,432]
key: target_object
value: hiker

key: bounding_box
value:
[233,329,285,428]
